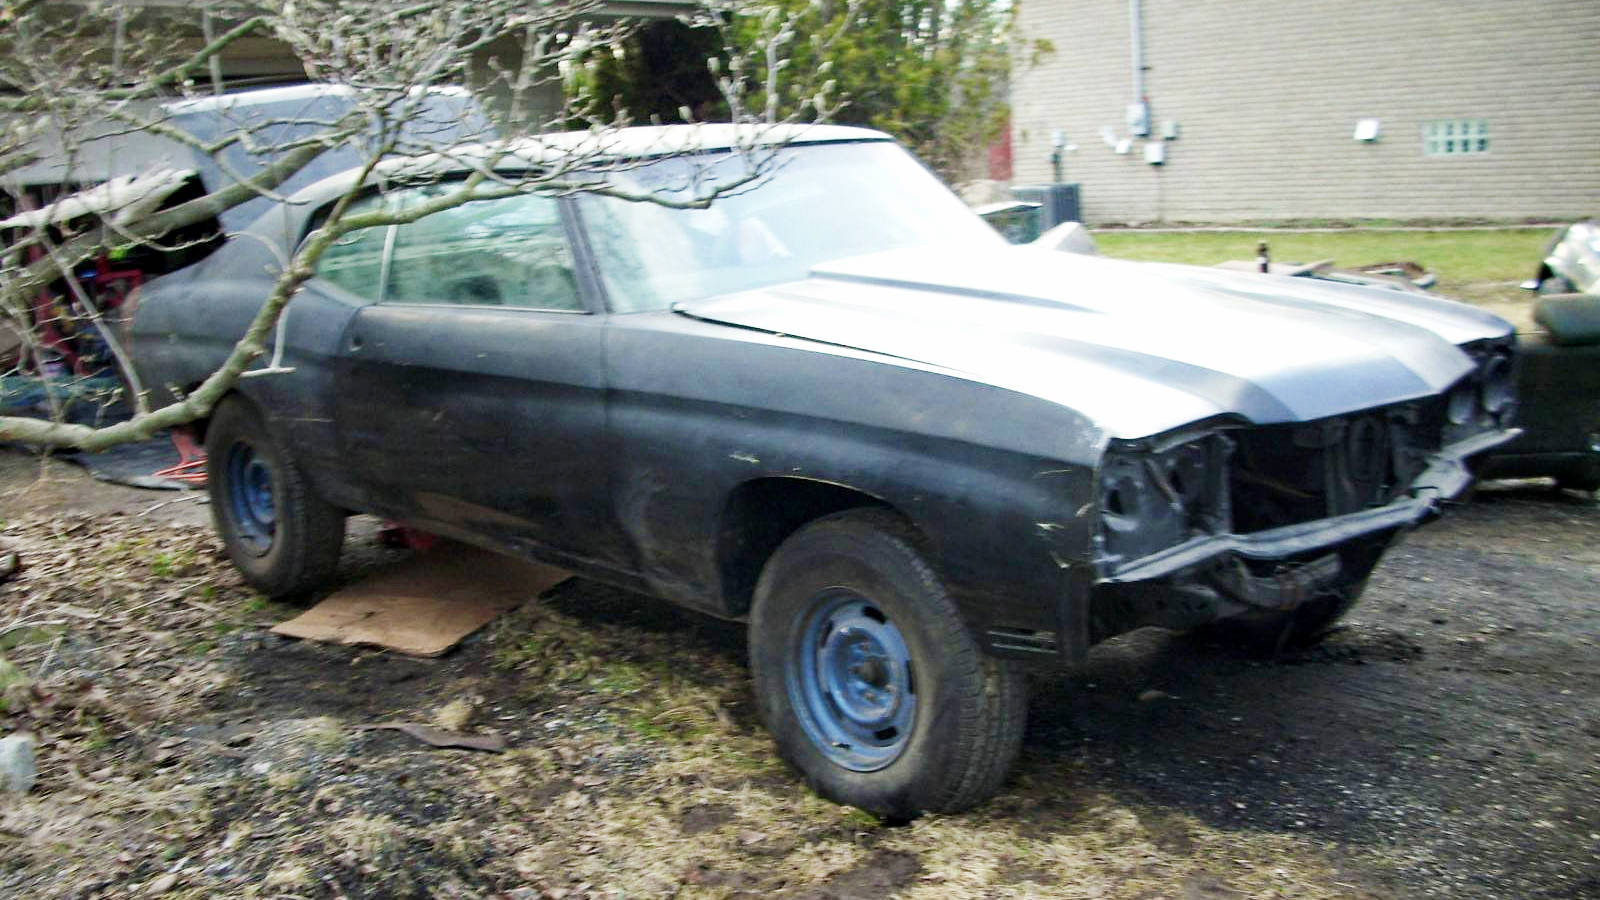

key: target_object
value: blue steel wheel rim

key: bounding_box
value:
[787,590,917,772]
[225,441,276,557]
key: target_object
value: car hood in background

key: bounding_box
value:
[675,246,1513,440]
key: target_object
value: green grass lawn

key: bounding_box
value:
[1092,228,1555,308]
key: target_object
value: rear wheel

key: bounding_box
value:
[207,397,345,599]
[749,510,1027,818]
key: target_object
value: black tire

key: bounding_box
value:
[1556,473,1600,494]
[1200,539,1389,656]
[1553,440,1600,493]
[749,509,1027,818]
[206,396,345,599]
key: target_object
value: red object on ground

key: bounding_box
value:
[378,523,441,552]
[152,427,208,486]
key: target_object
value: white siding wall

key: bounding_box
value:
[1011,0,1600,223]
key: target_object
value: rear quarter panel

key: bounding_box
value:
[131,240,359,500]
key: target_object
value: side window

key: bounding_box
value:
[313,193,391,301]
[385,188,582,311]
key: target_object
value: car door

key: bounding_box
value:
[327,186,629,566]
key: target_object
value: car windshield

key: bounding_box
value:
[575,141,1004,312]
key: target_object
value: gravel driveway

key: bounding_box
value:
[1030,482,1599,898]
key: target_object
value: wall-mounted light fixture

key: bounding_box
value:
[1353,118,1381,142]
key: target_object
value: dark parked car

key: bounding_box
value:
[1525,220,1599,296]
[132,125,1519,817]
[1475,226,1600,490]
[1474,297,1600,491]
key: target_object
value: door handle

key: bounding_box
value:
[348,334,364,352]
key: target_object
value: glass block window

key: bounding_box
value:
[1424,119,1490,155]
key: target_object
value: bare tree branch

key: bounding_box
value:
[0,0,836,453]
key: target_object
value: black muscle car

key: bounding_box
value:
[131,125,1519,817]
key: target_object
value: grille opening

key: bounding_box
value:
[1230,414,1404,533]
[1106,487,1127,516]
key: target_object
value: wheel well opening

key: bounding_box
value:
[181,383,218,443]
[716,478,891,617]
[186,387,261,445]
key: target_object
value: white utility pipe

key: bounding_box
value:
[1129,0,1145,100]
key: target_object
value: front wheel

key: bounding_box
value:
[206,397,345,599]
[749,510,1027,818]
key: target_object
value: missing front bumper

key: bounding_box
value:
[1081,428,1516,643]
[1101,427,1517,587]
[1213,552,1342,611]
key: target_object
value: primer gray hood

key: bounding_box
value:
[676,246,1513,440]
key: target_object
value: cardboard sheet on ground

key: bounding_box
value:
[272,543,567,656]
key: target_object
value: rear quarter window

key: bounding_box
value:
[312,193,391,301]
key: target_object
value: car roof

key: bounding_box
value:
[277,123,894,214]
[160,83,474,116]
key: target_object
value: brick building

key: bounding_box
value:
[1009,0,1600,223]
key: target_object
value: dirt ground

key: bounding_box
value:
[0,449,1595,900]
